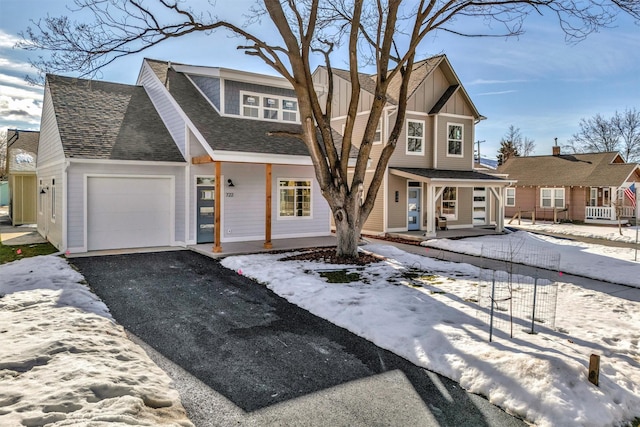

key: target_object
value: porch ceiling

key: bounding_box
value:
[390,167,513,187]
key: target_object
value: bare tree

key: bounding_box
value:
[567,114,621,154]
[500,125,535,157]
[612,108,640,162]
[17,0,640,258]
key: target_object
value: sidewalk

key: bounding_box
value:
[0,206,47,246]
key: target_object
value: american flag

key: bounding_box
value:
[624,183,636,208]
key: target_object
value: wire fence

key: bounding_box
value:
[476,236,561,341]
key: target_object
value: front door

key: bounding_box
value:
[408,185,421,231]
[197,181,215,244]
[473,187,487,225]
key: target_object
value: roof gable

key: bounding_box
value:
[497,152,639,187]
[46,75,184,162]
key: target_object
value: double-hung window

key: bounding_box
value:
[279,179,311,218]
[447,123,463,157]
[441,187,457,219]
[241,91,298,122]
[406,119,424,155]
[540,188,564,208]
[506,188,516,207]
[373,120,382,144]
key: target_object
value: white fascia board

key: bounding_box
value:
[429,178,514,186]
[68,158,187,167]
[172,64,221,78]
[211,150,313,165]
[219,68,293,89]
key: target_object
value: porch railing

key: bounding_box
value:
[585,206,636,220]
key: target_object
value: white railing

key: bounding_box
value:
[585,206,637,220]
[585,206,614,220]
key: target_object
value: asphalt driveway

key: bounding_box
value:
[71,250,524,426]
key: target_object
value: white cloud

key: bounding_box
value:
[475,90,518,96]
[0,94,42,126]
[467,79,529,86]
[0,30,20,49]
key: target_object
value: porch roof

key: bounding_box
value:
[390,167,511,186]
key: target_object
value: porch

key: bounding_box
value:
[585,205,635,224]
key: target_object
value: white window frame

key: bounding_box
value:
[373,120,382,145]
[446,123,464,157]
[505,187,516,207]
[240,90,299,123]
[441,187,457,220]
[406,119,425,155]
[277,178,313,219]
[540,187,565,208]
[590,188,597,206]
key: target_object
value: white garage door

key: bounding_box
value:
[87,176,173,251]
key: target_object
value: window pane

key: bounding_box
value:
[283,111,297,121]
[243,107,258,117]
[263,97,279,108]
[448,140,461,155]
[408,138,422,152]
[448,125,462,140]
[263,109,278,120]
[408,121,423,137]
[283,100,297,110]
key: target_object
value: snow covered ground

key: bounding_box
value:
[422,229,640,288]
[0,256,193,426]
[2,223,639,426]
[221,237,640,427]
[508,219,640,244]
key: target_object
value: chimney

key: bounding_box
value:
[552,138,560,156]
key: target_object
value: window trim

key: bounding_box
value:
[240,90,299,123]
[446,122,464,158]
[50,178,56,223]
[505,187,516,207]
[540,187,565,209]
[406,119,425,156]
[440,186,458,220]
[277,178,313,220]
[373,119,382,145]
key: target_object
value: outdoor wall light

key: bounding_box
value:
[227,179,235,187]
[40,188,47,194]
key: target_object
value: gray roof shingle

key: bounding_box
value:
[496,152,639,187]
[392,167,508,182]
[46,75,184,162]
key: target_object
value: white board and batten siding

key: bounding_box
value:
[66,163,185,252]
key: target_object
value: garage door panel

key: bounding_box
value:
[87,177,172,251]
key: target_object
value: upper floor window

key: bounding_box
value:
[373,120,382,144]
[541,188,564,208]
[241,91,298,122]
[406,119,424,155]
[447,123,463,157]
[278,179,311,218]
[506,187,516,207]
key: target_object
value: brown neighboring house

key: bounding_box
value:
[497,147,640,224]
[6,129,40,225]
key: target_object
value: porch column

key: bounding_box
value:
[489,186,504,232]
[213,161,222,253]
[264,163,273,249]
[425,184,436,237]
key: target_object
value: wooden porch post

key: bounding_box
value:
[213,161,222,253]
[264,163,273,249]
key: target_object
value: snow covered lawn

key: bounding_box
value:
[221,243,640,427]
[421,230,640,288]
[0,255,193,426]
[508,219,640,244]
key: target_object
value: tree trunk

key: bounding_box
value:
[333,205,361,259]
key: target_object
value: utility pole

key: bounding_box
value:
[475,140,485,162]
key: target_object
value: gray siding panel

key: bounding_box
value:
[140,65,186,156]
[221,163,266,240]
[435,116,473,170]
[190,75,221,110]
[36,163,64,250]
[387,113,434,168]
[224,80,296,115]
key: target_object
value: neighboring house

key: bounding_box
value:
[496,147,640,223]
[37,59,333,253]
[6,129,39,225]
[313,55,512,237]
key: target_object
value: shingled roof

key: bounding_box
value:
[496,152,640,187]
[144,59,351,158]
[46,75,184,162]
[7,129,39,154]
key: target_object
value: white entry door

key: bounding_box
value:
[87,176,173,251]
[473,187,487,225]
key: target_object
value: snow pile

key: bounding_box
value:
[0,255,193,426]
[422,230,640,288]
[508,219,639,244]
[221,244,640,427]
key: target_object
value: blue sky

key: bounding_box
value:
[1,1,639,159]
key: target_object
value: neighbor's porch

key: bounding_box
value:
[584,186,635,224]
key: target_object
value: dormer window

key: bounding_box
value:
[241,91,298,122]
